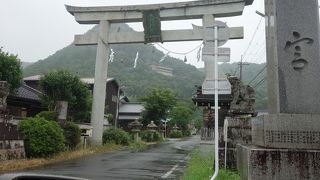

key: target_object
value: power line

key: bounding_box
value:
[248,65,267,85]
[253,78,266,89]
[243,33,265,62]
[155,42,203,55]
[242,17,263,60]
[245,43,266,63]
[238,55,250,81]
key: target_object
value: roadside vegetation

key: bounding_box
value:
[140,89,200,137]
[3,125,151,173]
[0,143,123,173]
[103,128,131,145]
[140,130,162,142]
[183,148,240,180]
[18,117,65,158]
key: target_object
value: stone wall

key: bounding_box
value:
[219,116,252,169]
[252,114,320,149]
[237,144,320,180]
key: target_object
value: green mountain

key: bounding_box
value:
[21,62,33,69]
[23,24,204,99]
[23,24,267,109]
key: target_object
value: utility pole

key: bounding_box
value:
[238,55,249,81]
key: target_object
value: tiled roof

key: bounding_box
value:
[10,84,42,101]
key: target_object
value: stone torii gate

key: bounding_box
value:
[66,0,253,145]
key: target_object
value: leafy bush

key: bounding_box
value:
[103,128,130,145]
[63,121,81,149]
[18,117,65,158]
[105,114,113,125]
[36,111,58,121]
[169,130,183,138]
[182,130,191,137]
[140,130,161,142]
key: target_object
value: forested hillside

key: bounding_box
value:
[23,24,204,100]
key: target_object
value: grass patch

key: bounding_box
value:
[129,141,148,152]
[183,148,240,180]
[0,143,123,173]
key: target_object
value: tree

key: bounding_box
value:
[0,48,22,92]
[40,70,91,121]
[169,102,193,131]
[140,89,177,126]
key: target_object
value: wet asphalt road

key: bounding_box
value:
[18,136,200,180]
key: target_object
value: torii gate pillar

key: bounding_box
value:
[91,20,110,144]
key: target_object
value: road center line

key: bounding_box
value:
[161,164,179,178]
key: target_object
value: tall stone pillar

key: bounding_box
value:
[237,0,320,179]
[91,20,110,145]
[266,0,320,114]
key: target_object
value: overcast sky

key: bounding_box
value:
[0,0,266,68]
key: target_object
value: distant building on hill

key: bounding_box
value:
[150,64,173,77]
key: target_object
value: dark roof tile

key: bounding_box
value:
[9,84,42,101]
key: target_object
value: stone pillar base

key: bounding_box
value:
[252,114,320,149]
[237,144,320,180]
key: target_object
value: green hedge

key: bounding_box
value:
[18,117,65,158]
[36,111,58,121]
[140,130,161,142]
[169,130,183,138]
[103,128,130,145]
[36,111,81,149]
[63,121,81,149]
[182,130,191,137]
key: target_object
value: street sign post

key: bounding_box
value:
[201,19,230,180]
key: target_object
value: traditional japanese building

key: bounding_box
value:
[117,102,144,131]
[7,83,45,119]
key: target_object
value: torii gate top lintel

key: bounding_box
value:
[66,0,253,24]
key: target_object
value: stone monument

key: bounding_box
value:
[219,77,256,170]
[129,118,143,142]
[237,0,320,179]
[228,76,256,116]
